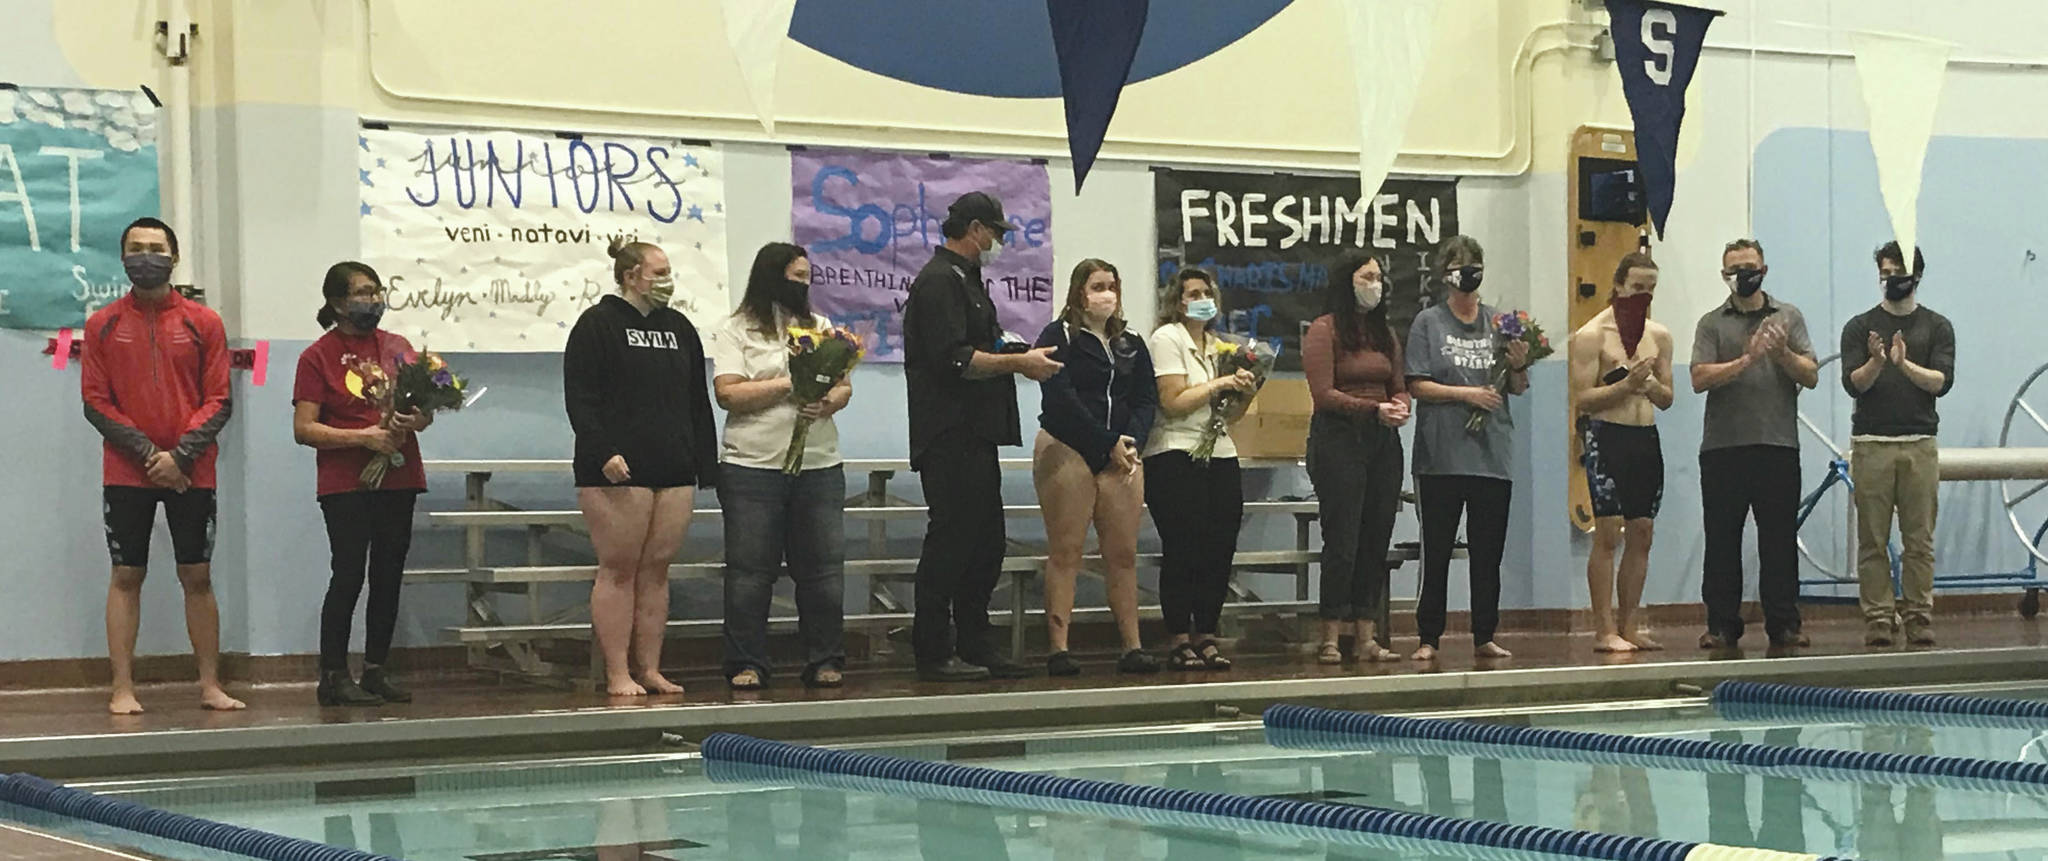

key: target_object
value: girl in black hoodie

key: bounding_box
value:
[564,238,719,696]
[1031,259,1158,675]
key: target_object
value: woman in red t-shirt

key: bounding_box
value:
[292,262,433,707]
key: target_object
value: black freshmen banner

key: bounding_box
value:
[1605,0,1722,238]
[1154,168,1458,371]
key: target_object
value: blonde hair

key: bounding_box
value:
[606,237,662,286]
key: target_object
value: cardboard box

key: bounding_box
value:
[1232,377,1312,459]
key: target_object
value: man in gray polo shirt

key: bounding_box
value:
[1689,239,1819,650]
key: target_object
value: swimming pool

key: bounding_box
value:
[27,683,2048,860]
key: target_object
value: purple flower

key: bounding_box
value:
[796,334,817,351]
[432,369,454,387]
[1495,313,1526,339]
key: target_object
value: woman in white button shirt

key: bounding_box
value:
[707,243,852,690]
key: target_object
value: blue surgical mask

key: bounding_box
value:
[1185,298,1219,322]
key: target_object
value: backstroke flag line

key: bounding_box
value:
[1047,0,1150,194]
[1604,0,1722,238]
[1341,0,1438,204]
[1850,30,1951,263]
[719,0,799,135]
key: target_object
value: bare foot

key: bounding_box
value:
[606,676,648,697]
[1475,641,1513,659]
[635,673,685,695]
[200,687,247,711]
[1624,631,1665,651]
[109,690,144,715]
[1410,645,1437,662]
[1593,634,1637,653]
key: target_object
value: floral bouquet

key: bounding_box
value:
[1189,336,1278,462]
[355,349,469,488]
[1467,311,1554,432]
[783,324,865,474]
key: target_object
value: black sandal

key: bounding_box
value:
[1168,643,1203,671]
[1194,639,1233,670]
[1117,649,1161,674]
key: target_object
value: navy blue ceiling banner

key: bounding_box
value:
[1604,0,1722,237]
[1047,0,1149,193]
[788,0,1290,98]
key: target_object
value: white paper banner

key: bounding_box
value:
[359,128,727,351]
[1342,0,1439,201]
[1850,30,1950,263]
[719,0,798,135]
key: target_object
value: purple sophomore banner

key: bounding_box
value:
[792,149,1054,362]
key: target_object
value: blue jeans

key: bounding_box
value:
[720,464,846,681]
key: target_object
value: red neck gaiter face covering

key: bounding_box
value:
[1611,293,1653,357]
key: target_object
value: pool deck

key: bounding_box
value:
[0,823,161,861]
[4,613,2046,780]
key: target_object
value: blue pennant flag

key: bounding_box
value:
[1047,0,1149,194]
[1604,0,1722,237]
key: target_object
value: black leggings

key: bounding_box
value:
[319,491,418,672]
[1416,474,1512,647]
[1144,451,1243,636]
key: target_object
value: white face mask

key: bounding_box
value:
[978,226,1003,266]
[1354,281,1383,310]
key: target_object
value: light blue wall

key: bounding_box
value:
[9,95,2046,667]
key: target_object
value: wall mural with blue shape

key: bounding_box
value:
[787,0,1294,98]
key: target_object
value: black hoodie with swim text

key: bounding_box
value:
[563,294,719,489]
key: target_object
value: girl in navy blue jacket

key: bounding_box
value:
[1032,259,1160,675]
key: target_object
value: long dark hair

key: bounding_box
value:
[1326,250,1393,354]
[737,242,810,332]
[316,261,381,329]
[1060,258,1126,338]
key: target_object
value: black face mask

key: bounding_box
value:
[1448,266,1484,293]
[1882,273,1918,302]
[1728,267,1765,298]
[777,278,811,309]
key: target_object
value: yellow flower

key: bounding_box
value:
[1209,340,1239,356]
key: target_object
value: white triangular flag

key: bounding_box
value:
[718,0,799,135]
[1341,0,1440,202]
[1850,30,1951,262]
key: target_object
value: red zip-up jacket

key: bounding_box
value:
[81,291,233,489]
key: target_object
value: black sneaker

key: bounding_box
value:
[316,671,382,707]
[1046,652,1082,676]
[1116,649,1161,674]
[917,657,992,683]
[969,655,1034,680]
[359,667,412,703]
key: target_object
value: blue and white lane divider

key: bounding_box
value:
[1263,703,2048,796]
[0,773,393,861]
[702,732,1837,861]
[1713,680,2048,730]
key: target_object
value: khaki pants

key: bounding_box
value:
[1851,438,1939,625]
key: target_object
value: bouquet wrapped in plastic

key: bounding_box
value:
[1189,337,1278,462]
[354,350,468,488]
[782,324,865,475]
[1467,311,1552,432]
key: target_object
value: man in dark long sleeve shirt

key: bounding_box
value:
[1840,241,1955,647]
[902,192,1062,681]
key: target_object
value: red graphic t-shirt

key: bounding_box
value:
[293,328,427,497]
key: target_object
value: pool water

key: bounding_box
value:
[36,686,2048,861]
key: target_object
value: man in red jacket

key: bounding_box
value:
[81,218,242,714]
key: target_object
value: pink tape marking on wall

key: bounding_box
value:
[252,340,270,386]
[52,329,74,370]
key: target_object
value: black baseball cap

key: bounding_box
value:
[948,191,1019,233]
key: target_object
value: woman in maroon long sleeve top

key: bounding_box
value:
[1303,251,1411,664]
